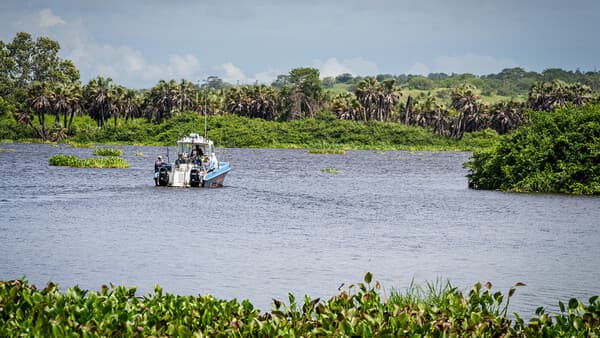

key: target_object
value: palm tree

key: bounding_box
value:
[330,92,360,121]
[65,84,82,132]
[50,83,68,126]
[489,101,523,135]
[175,79,195,112]
[355,77,379,122]
[379,79,402,122]
[527,80,591,111]
[85,76,113,128]
[27,81,52,139]
[225,85,278,120]
[568,83,592,107]
[450,83,481,138]
[225,87,247,116]
[119,88,141,123]
[147,80,177,123]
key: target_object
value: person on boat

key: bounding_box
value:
[191,145,204,164]
[154,156,162,186]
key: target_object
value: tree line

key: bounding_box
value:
[1,32,598,142]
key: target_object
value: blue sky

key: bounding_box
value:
[1,0,599,88]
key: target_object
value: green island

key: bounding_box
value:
[1,274,598,336]
[49,154,129,169]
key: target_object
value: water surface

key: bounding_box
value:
[1,143,598,315]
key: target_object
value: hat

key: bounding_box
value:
[158,156,162,159]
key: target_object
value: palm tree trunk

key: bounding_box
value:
[68,110,75,132]
[404,96,412,125]
[39,111,47,140]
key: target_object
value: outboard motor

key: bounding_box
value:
[190,169,201,187]
[158,167,170,186]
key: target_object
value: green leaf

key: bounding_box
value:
[364,272,372,284]
[568,298,578,310]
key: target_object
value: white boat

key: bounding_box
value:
[155,133,231,188]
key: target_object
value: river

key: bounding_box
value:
[0,143,598,316]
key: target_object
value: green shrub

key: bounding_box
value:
[466,104,600,194]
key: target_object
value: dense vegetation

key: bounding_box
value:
[49,154,129,168]
[1,274,598,336]
[1,32,599,148]
[466,104,600,194]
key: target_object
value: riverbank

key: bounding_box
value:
[1,275,597,336]
[0,112,500,151]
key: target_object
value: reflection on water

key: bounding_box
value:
[1,143,599,315]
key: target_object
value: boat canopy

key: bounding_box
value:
[177,133,214,155]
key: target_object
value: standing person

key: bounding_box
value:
[154,156,162,186]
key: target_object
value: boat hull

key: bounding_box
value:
[202,163,231,188]
[157,162,231,188]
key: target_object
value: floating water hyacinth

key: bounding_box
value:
[321,168,339,174]
[308,149,346,154]
[0,274,598,336]
[93,147,123,156]
[49,154,129,168]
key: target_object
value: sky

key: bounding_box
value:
[1,0,599,88]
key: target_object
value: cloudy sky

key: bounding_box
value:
[1,0,598,88]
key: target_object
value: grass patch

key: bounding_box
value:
[321,168,339,174]
[93,147,123,156]
[0,147,15,153]
[308,149,346,154]
[49,154,129,168]
[134,151,145,156]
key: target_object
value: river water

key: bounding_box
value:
[1,143,598,315]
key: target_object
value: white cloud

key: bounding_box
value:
[168,54,201,78]
[314,57,379,78]
[48,19,204,87]
[38,9,65,28]
[252,70,278,84]
[218,63,278,85]
[221,63,247,84]
[315,58,352,78]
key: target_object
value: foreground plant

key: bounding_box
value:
[1,274,598,336]
[49,154,130,168]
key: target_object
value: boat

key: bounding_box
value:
[155,133,231,188]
